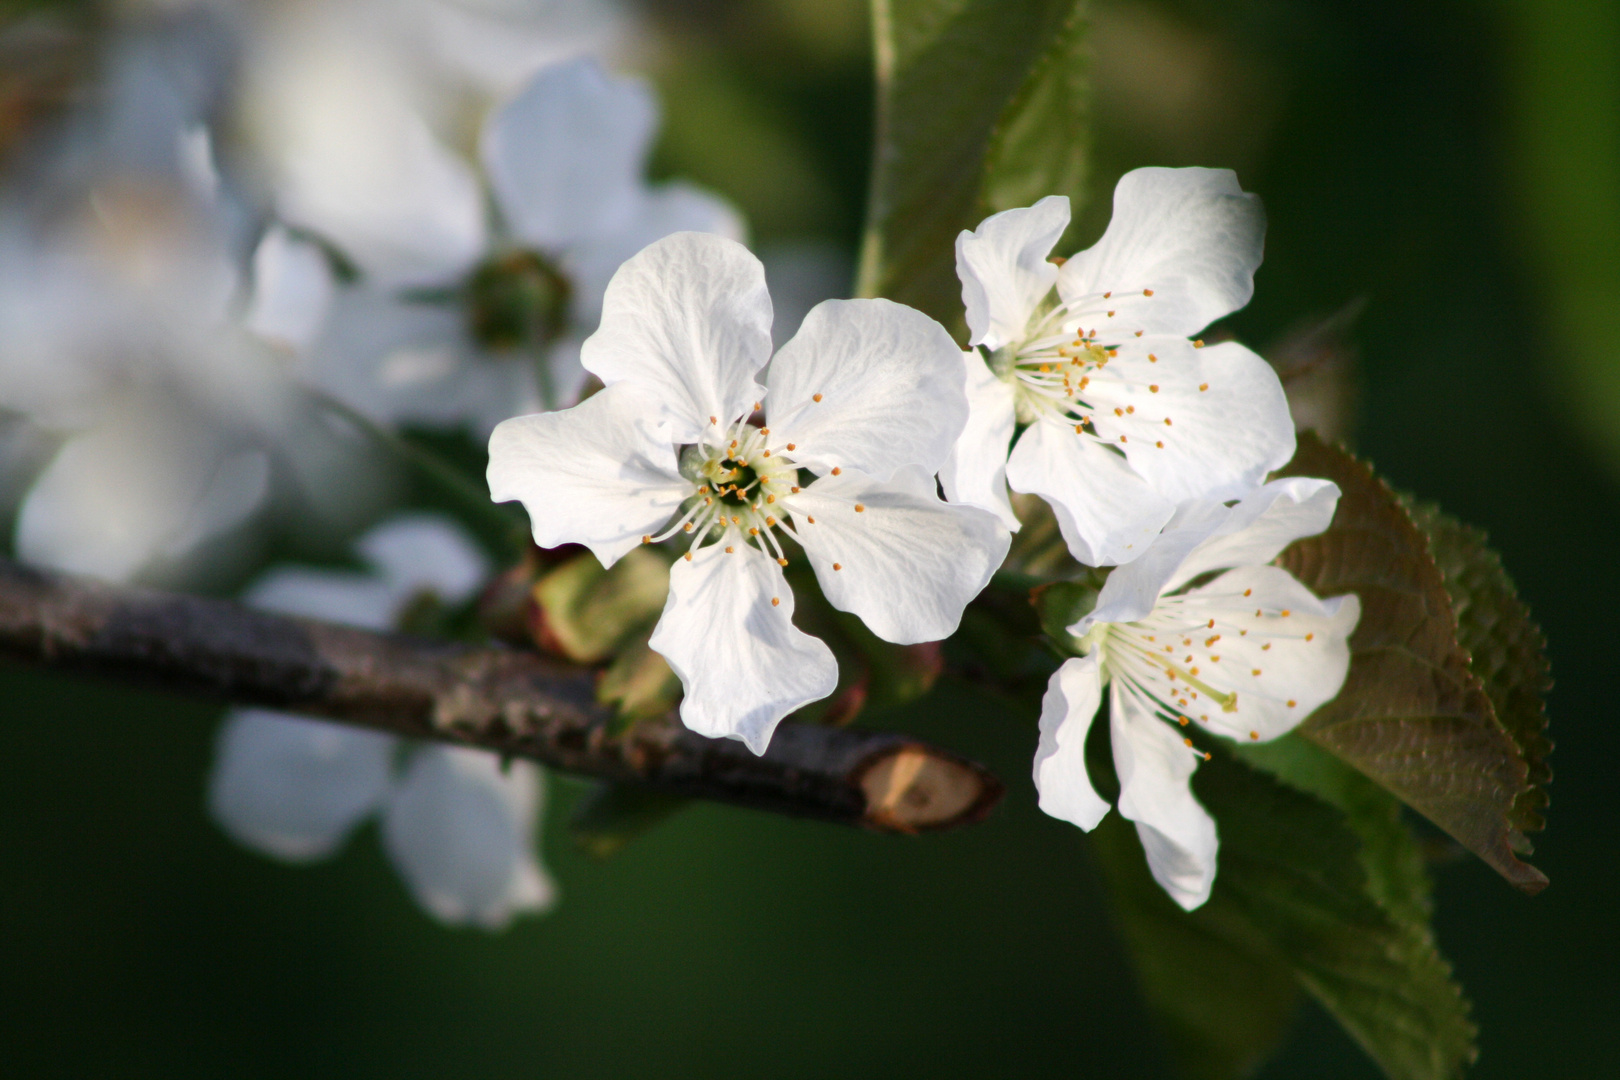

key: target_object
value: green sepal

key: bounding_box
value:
[532,547,670,664]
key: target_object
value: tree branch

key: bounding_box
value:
[0,558,1002,832]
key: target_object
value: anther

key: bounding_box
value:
[1164,418,1172,427]
[807,516,815,524]
[1281,609,1291,617]
[684,552,692,561]
[752,401,761,411]
[1149,385,1159,393]
[761,428,770,435]
[812,393,823,403]
[1199,383,1209,392]
[786,443,796,451]
[766,494,775,504]
[1155,439,1164,448]
[1183,737,1193,748]
[1106,310,1115,318]
[763,450,771,457]
[1114,407,1123,416]
[1249,731,1259,740]
[1143,289,1154,297]
[1148,353,1158,362]
[1103,291,1111,299]
[791,485,801,493]
[1119,435,1128,443]
[1076,425,1085,434]
[831,467,842,476]
[766,516,776,526]
[749,527,758,536]
[1194,339,1205,348]
[725,546,735,554]
[1207,619,1215,629]
[1262,643,1271,651]
[832,562,842,571]
[1179,716,1189,726]
[1305,633,1315,642]
[683,522,694,532]
[1243,588,1252,597]
[854,504,865,512]
[1135,330,1143,337]
[771,597,780,607]
[1287,700,1297,708]
[641,535,651,544]
[777,557,788,566]
[709,416,717,424]
[732,515,741,525]
[1251,669,1261,676]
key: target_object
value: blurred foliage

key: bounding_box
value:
[855,0,1089,332]
[1504,2,1620,486]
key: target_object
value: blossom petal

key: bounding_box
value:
[301,286,540,436]
[787,465,1009,644]
[956,196,1068,350]
[482,58,657,251]
[648,542,838,755]
[1083,339,1294,504]
[1110,682,1219,911]
[487,382,689,568]
[356,514,491,606]
[208,711,396,862]
[939,350,1019,530]
[1033,655,1112,830]
[766,299,967,478]
[246,225,334,352]
[271,54,485,287]
[1057,167,1264,336]
[382,746,555,929]
[1005,418,1175,567]
[14,404,245,582]
[1166,477,1342,591]
[1074,478,1341,635]
[566,182,749,333]
[580,232,771,442]
[246,566,401,629]
[1175,564,1360,743]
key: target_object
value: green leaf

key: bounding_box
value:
[1274,432,1548,892]
[1402,501,1553,840]
[1093,745,1477,1080]
[857,0,1090,329]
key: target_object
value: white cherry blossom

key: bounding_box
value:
[489,231,1010,754]
[251,56,744,435]
[208,515,556,930]
[943,167,1295,566]
[1032,478,1360,910]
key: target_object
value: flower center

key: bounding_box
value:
[648,418,808,566]
[995,286,1166,437]
[464,248,571,355]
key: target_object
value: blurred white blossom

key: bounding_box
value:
[248,56,745,435]
[208,514,557,930]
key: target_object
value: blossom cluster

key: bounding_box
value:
[488,168,1360,911]
[0,3,1361,922]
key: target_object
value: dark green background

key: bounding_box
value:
[4,1,1617,1076]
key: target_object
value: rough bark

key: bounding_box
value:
[0,558,1001,832]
